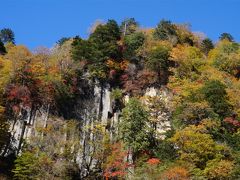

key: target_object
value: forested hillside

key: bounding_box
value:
[0,19,240,179]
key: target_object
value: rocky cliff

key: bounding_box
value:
[9,83,172,177]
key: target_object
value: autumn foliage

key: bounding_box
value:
[161,166,190,180]
[103,142,132,179]
[1,18,240,180]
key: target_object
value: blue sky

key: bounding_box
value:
[1,0,239,50]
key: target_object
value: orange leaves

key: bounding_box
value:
[0,106,5,115]
[146,158,160,165]
[106,59,115,69]
[106,59,129,81]
[170,45,186,62]
[162,166,190,180]
[120,60,129,70]
[106,59,129,71]
[30,62,45,77]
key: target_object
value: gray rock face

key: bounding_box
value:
[143,87,172,139]
[9,83,172,177]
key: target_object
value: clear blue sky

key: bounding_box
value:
[1,0,239,50]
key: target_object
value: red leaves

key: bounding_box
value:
[224,116,240,132]
[224,117,240,127]
[120,74,128,82]
[109,69,117,79]
[104,142,133,179]
[107,170,127,178]
[121,70,158,94]
[6,85,32,113]
[7,85,31,106]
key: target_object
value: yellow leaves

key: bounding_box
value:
[83,122,106,134]
[200,65,240,115]
[170,45,205,80]
[207,40,233,64]
[201,65,225,80]
[146,40,172,54]
[169,43,240,118]
[106,59,129,71]
[140,29,172,51]
[227,87,240,116]
[170,125,218,166]
[208,48,219,65]
[168,77,202,99]
[215,38,233,49]
[31,61,45,76]
[170,44,203,63]
[208,39,240,75]
[6,45,32,66]
[140,28,154,37]
[199,119,220,131]
[204,159,234,180]
[106,59,115,69]
[0,105,5,115]
[170,45,186,62]
[120,60,129,70]
[0,56,12,93]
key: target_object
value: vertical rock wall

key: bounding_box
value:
[8,84,172,177]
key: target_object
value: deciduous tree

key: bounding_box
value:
[119,98,151,159]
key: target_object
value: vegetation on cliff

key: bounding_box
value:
[0,19,240,179]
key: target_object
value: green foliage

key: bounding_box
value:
[170,45,204,79]
[13,119,81,179]
[229,130,240,151]
[200,80,232,118]
[71,20,122,81]
[56,37,70,46]
[145,44,170,84]
[120,18,139,36]
[219,33,234,42]
[209,40,240,75]
[110,88,123,100]
[71,36,101,63]
[0,40,6,55]
[170,125,231,169]
[53,70,81,118]
[119,98,151,156]
[147,45,170,70]
[0,28,15,44]
[203,159,234,180]
[153,20,178,43]
[0,106,10,153]
[89,19,121,61]
[2,18,240,180]
[173,101,218,126]
[155,139,177,161]
[201,38,214,55]
[13,151,38,180]
[133,157,162,179]
[123,32,145,60]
